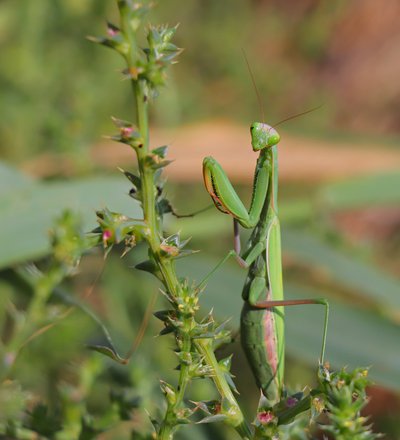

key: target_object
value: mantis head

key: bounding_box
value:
[250,122,280,151]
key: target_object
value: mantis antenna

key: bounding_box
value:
[272,104,323,128]
[242,48,322,128]
[241,48,265,123]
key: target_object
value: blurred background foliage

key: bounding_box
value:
[0,0,399,438]
[1,0,400,164]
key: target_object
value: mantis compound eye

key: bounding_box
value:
[267,130,280,147]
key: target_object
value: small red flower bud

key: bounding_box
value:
[102,230,112,245]
[120,126,134,138]
[214,402,221,414]
[258,410,274,424]
[107,27,119,37]
[286,396,298,408]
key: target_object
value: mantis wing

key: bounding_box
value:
[266,215,285,392]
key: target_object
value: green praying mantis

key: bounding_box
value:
[202,121,329,406]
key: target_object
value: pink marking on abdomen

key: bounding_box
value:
[263,295,278,375]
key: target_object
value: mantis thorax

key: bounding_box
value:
[250,122,280,151]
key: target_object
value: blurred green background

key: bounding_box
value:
[1,0,399,438]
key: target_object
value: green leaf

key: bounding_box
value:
[282,228,400,312]
[284,283,400,391]
[152,145,168,158]
[88,344,128,365]
[0,162,33,197]
[0,381,29,423]
[319,172,400,210]
[0,174,142,269]
[54,287,129,365]
[198,414,228,424]
[28,403,62,436]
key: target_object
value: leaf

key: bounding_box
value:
[0,381,29,422]
[282,227,400,312]
[319,172,400,210]
[197,414,228,424]
[54,287,129,365]
[0,162,33,197]
[0,173,142,269]
[284,284,400,391]
[152,145,168,158]
[28,403,62,436]
[87,344,128,364]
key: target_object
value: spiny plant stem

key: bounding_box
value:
[1,268,63,381]
[196,339,253,438]
[132,82,193,437]
[95,3,251,438]
[117,11,190,439]
[158,334,192,440]
[119,17,250,440]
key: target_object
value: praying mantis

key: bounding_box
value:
[202,122,329,407]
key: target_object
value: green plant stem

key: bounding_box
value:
[278,395,311,425]
[0,424,44,440]
[26,268,62,324]
[131,73,250,440]
[1,269,62,380]
[121,25,191,439]
[118,6,250,439]
[158,334,192,440]
[196,340,252,438]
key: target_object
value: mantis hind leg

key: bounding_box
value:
[254,298,329,365]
